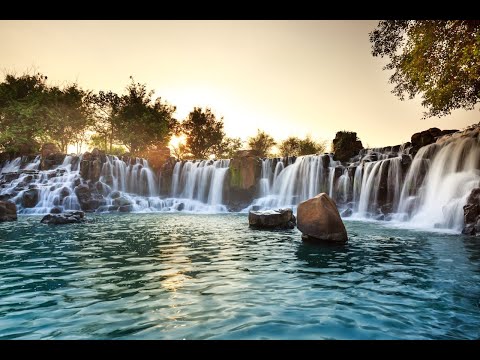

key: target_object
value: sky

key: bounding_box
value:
[0,20,478,149]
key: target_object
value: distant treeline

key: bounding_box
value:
[0,71,326,159]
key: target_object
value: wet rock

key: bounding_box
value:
[41,211,85,225]
[113,196,132,207]
[74,184,104,212]
[110,191,121,199]
[91,159,102,182]
[176,202,185,211]
[374,214,385,221]
[248,208,296,229]
[59,187,71,200]
[0,201,17,222]
[341,208,353,217]
[297,193,348,243]
[119,204,133,212]
[50,207,62,214]
[463,188,480,235]
[21,188,39,208]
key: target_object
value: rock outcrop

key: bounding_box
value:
[410,128,458,156]
[226,150,262,211]
[40,143,66,170]
[0,200,17,222]
[297,193,348,243]
[158,157,177,196]
[248,208,296,229]
[74,183,106,212]
[40,211,85,225]
[332,131,364,163]
[462,188,480,236]
[21,188,39,208]
[80,148,106,183]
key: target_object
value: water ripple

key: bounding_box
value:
[0,213,479,339]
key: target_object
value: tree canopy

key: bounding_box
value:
[115,77,177,154]
[180,107,225,159]
[278,135,326,157]
[370,20,480,118]
[247,129,276,158]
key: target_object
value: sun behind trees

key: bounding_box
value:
[0,72,178,157]
[0,70,326,160]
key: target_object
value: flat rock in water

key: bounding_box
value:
[41,211,85,225]
[248,208,296,229]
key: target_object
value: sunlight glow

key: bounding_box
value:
[169,134,187,149]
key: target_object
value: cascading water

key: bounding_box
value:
[0,155,82,214]
[1,126,478,232]
[164,159,231,212]
[394,131,480,231]
[248,127,480,233]
[0,153,231,214]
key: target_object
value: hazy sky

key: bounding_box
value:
[0,20,478,148]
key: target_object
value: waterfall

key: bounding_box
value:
[1,125,479,232]
[395,133,480,231]
[168,159,231,212]
[252,155,329,209]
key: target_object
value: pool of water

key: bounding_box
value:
[0,213,479,339]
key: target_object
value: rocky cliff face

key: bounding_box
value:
[463,188,480,236]
[225,150,262,211]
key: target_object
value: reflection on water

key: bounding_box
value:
[0,214,479,339]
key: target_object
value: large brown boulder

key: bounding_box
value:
[0,201,17,222]
[297,193,348,243]
[249,208,296,229]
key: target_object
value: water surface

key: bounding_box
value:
[0,214,479,339]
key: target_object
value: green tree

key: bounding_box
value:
[181,107,225,159]
[213,136,242,159]
[370,20,480,118]
[88,90,121,153]
[247,129,276,158]
[279,135,326,157]
[44,84,92,153]
[0,72,49,155]
[115,77,177,154]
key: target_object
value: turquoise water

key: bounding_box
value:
[0,213,479,339]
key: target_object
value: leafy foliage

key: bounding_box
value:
[180,107,225,159]
[370,20,480,118]
[247,129,276,158]
[43,84,92,153]
[213,137,243,159]
[278,135,326,157]
[88,90,121,153]
[115,77,177,154]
